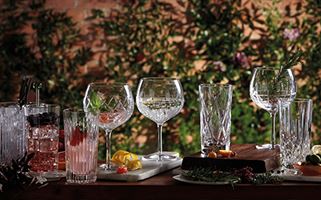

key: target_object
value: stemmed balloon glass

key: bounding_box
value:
[249,67,296,149]
[83,82,134,170]
[136,77,184,161]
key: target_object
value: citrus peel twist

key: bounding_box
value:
[111,150,142,171]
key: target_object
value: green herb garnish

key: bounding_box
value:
[0,153,47,193]
[88,91,103,114]
[182,167,240,185]
[276,51,303,81]
[182,167,283,186]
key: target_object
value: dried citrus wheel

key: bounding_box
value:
[217,150,236,158]
[111,150,139,166]
[312,145,321,155]
[126,160,142,171]
[208,151,217,158]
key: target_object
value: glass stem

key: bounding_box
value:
[157,123,163,161]
[270,112,276,149]
[35,88,40,106]
[105,129,112,170]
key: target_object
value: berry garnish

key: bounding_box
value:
[117,166,128,174]
[27,112,58,127]
[69,126,87,146]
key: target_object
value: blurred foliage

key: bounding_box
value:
[0,0,320,159]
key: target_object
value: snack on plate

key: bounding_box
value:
[217,150,236,158]
[112,150,142,171]
[208,151,217,158]
[207,150,236,158]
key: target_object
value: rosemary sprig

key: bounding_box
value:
[270,50,302,96]
[0,153,47,193]
[276,51,303,80]
[182,167,240,184]
[182,167,283,185]
[281,51,303,70]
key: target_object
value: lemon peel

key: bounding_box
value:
[111,150,142,171]
[125,160,143,171]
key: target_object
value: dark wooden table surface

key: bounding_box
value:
[6,170,321,200]
[3,144,321,200]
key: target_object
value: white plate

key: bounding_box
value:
[173,174,234,185]
[98,157,182,182]
[277,174,321,182]
[29,171,66,181]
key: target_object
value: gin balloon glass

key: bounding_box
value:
[83,82,134,170]
[249,67,296,149]
[136,77,184,161]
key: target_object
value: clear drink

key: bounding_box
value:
[249,67,296,149]
[250,93,296,112]
[136,77,184,161]
[137,98,183,124]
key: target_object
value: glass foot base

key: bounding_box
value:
[99,163,116,171]
[273,167,302,176]
[143,151,179,161]
[256,143,280,150]
[29,171,65,181]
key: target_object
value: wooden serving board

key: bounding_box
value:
[181,144,280,173]
[97,153,182,182]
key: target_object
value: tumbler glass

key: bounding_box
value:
[199,84,233,156]
[279,98,313,173]
[24,103,60,176]
[0,102,26,165]
[64,109,99,184]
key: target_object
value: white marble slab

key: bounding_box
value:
[97,153,182,182]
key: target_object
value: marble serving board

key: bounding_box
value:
[97,154,182,182]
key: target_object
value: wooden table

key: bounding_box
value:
[3,144,321,200]
[5,170,321,200]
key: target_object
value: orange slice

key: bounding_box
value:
[217,150,236,158]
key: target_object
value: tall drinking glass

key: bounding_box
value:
[0,102,26,165]
[279,98,313,173]
[83,82,134,170]
[64,109,99,183]
[249,67,296,149]
[199,84,233,156]
[136,77,184,161]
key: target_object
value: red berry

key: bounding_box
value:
[69,126,87,146]
[116,166,128,174]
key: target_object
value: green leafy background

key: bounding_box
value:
[0,0,320,159]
